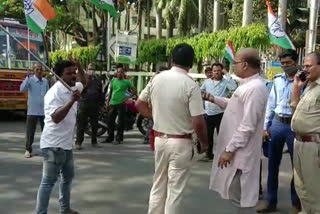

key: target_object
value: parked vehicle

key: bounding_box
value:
[85,99,152,137]
[0,19,48,112]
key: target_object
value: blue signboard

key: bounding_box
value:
[119,46,132,56]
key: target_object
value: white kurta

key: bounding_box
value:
[209,74,268,207]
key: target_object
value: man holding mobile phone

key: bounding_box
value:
[258,49,301,213]
[290,52,320,214]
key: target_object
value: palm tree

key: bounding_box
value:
[154,0,166,39]
[213,0,222,32]
[163,0,198,37]
[242,0,253,26]
[198,0,205,33]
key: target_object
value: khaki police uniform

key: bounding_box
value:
[139,66,204,214]
[291,78,320,214]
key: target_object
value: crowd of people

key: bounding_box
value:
[19,44,320,214]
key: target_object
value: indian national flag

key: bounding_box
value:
[24,0,56,34]
[224,41,236,64]
[91,0,118,18]
[267,1,295,50]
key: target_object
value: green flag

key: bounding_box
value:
[91,0,118,18]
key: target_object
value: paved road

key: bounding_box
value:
[0,111,293,214]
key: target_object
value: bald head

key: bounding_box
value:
[237,48,261,70]
[233,48,261,78]
[33,63,43,80]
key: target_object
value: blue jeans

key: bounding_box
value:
[267,119,300,207]
[36,148,74,214]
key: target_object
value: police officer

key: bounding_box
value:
[136,43,208,214]
[291,52,320,214]
[257,49,301,213]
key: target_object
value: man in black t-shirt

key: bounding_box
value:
[75,64,104,149]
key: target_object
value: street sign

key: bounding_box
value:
[115,34,138,64]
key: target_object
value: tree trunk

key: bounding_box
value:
[156,9,162,39]
[278,0,287,31]
[198,0,204,33]
[307,0,319,53]
[213,0,221,32]
[92,5,99,45]
[166,15,174,39]
[242,0,253,27]
[146,0,151,39]
[138,4,143,40]
[117,14,121,30]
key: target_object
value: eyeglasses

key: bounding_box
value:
[233,61,246,65]
[302,64,313,69]
[35,68,43,72]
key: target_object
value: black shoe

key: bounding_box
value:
[92,144,101,148]
[102,137,114,144]
[113,141,120,145]
[256,204,277,213]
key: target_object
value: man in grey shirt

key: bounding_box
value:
[200,63,237,161]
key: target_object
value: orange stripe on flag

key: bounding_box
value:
[227,40,236,57]
[34,0,56,20]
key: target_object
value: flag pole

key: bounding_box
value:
[0,24,72,91]
[27,26,31,70]
[107,13,111,71]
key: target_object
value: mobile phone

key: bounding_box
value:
[299,72,307,82]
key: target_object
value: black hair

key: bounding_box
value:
[53,60,74,77]
[243,55,261,69]
[116,63,124,69]
[307,52,320,65]
[279,49,298,62]
[204,67,211,73]
[171,43,195,68]
[211,62,224,70]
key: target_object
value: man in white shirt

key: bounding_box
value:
[35,60,86,214]
[136,43,208,214]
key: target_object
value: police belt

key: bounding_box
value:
[153,131,192,139]
[296,134,320,143]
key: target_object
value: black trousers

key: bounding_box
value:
[76,102,99,145]
[108,103,126,141]
[205,113,223,159]
[25,115,44,153]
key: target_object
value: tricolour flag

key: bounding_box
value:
[224,40,236,63]
[267,1,295,50]
[24,0,56,34]
[91,0,118,18]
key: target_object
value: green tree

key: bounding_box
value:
[0,0,24,20]
[223,0,277,28]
